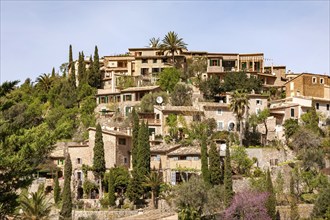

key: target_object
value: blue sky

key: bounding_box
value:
[1,1,329,83]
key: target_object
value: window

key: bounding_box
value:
[209,59,220,66]
[179,156,187,160]
[316,103,320,110]
[58,159,64,165]
[312,77,317,84]
[142,59,148,63]
[290,108,295,118]
[320,78,324,84]
[77,172,82,180]
[77,158,82,164]
[124,95,132,101]
[118,138,126,145]
[153,59,157,63]
[256,108,261,114]
[124,157,128,164]
[217,121,224,131]
[152,68,160,73]
[327,104,329,111]
[149,127,156,136]
[290,82,294,90]
[270,159,278,166]
[256,99,262,105]
[162,58,168,63]
[217,109,223,115]
[228,122,235,131]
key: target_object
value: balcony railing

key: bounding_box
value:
[139,118,161,125]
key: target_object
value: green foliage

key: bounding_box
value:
[160,31,187,64]
[54,174,61,205]
[201,137,210,184]
[105,166,130,205]
[283,118,299,141]
[0,123,55,217]
[157,67,180,92]
[301,107,323,136]
[224,146,233,207]
[184,57,207,82]
[231,145,254,175]
[116,76,135,89]
[166,114,178,141]
[143,171,163,208]
[209,142,223,185]
[198,76,223,100]
[229,89,249,146]
[137,121,151,177]
[291,127,323,169]
[170,83,193,106]
[19,185,52,219]
[108,169,116,207]
[132,108,139,169]
[126,170,143,204]
[92,46,101,88]
[83,179,97,199]
[60,154,72,220]
[312,183,330,219]
[139,91,169,113]
[0,80,20,97]
[93,124,106,179]
[290,173,300,220]
[80,95,97,128]
[223,72,262,93]
[77,52,87,84]
[265,170,276,220]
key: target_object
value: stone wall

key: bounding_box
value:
[277,204,314,220]
[72,210,139,220]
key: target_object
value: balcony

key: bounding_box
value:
[207,66,223,73]
[139,118,161,125]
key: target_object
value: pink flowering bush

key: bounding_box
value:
[224,191,271,220]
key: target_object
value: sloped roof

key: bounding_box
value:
[150,144,181,153]
[168,146,200,156]
[121,85,160,92]
[154,105,203,113]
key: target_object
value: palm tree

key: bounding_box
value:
[229,89,249,146]
[143,171,162,209]
[19,188,52,220]
[0,80,20,97]
[36,73,52,92]
[160,31,187,64]
[148,37,161,48]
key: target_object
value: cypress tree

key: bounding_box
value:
[108,169,116,207]
[60,154,72,220]
[209,142,222,186]
[51,67,56,78]
[137,121,150,176]
[265,169,276,220]
[224,145,233,207]
[126,170,144,204]
[87,56,94,87]
[68,45,76,88]
[93,46,101,88]
[290,173,299,220]
[93,123,106,198]
[132,108,140,170]
[54,173,61,205]
[201,136,209,184]
[78,52,87,84]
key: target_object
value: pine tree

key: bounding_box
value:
[224,145,233,207]
[209,142,222,186]
[93,123,106,198]
[60,154,72,220]
[54,173,61,205]
[132,108,140,170]
[93,46,101,88]
[290,173,299,220]
[108,169,116,207]
[265,169,276,220]
[201,136,209,184]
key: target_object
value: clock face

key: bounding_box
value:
[156,96,163,104]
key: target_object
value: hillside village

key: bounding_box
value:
[1,32,330,220]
